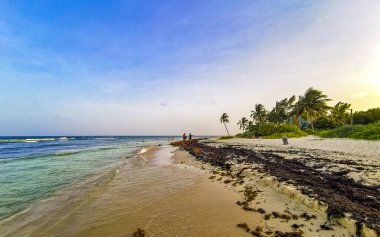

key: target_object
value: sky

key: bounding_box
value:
[0,0,379,136]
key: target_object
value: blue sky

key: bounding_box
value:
[1,1,379,135]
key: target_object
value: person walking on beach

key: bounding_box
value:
[182,133,187,142]
[189,133,192,140]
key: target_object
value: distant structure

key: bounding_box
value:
[289,116,308,129]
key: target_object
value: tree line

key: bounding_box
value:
[220,87,380,136]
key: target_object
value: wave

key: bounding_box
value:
[54,146,117,156]
[138,148,148,154]
[0,138,70,143]
[1,146,119,162]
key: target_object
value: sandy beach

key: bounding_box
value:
[173,137,380,237]
[1,137,379,237]
[0,145,255,237]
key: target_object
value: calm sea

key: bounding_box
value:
[0,136,173,221]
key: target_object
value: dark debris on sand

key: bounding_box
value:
[133,228,145,237]
[172,139,380,234]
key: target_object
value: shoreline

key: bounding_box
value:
[173,137,380,236]
[1,137,378,236]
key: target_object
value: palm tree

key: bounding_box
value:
[237,117,249,131]
[250,104,267,125]
[220,113,231,136]
[330,102,351,126]
[292,88,331,130]
[268,96,296,124]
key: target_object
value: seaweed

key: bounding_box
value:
[256,208,266,214]
[243,186,258,202]
[326,206,345,221]
[133,228,145,237]
[320,222,333,230]
[236,223,250,232]
[250,226,264,237]
[172,140,380,234]
[299,212,317,221]
[273,230,304,237]
[355,221,364,237]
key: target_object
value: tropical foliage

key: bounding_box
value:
[237,117,249,131]
[220,113,231,136]
[220,87,380,140]
[321,121,380,140]
[314,116,337,130]
[330,102,351,126]
[353,108,380,125]
[292,87,331,130]
[268,96,296,124]
[250,104,267,125]
[237,123,304,138]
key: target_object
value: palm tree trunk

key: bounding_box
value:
[223,122,231,136]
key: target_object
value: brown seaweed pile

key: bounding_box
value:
[172,140,380,234]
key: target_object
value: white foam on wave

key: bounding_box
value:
[138,148,148,154]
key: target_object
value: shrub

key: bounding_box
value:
[238,123,304,138]
[236,131,255,138]
[219,136,234,140]
[349,122,380,140]
[254,123,300,136]
[353,108,380,125]
[264,131,308,139]
[314,116,337,130]
[321,125,365,138]
[321,122,380,140]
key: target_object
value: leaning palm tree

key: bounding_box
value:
[237,117,249,131]
[292,87,331,130]
[220,113,231,136]
[250,104,267,125]
[268,96,296,124]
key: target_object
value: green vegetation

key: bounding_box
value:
[220,113,231,136]
[353,108,380,125]
[237,124,306,139]
[220,87,380,140]
[218,136,234,140]
[268,96,296,124]
[330,102,351,126]
[237,117,249,131]
[292,88,330,130]
[264,131,308,139]
[321,122,380,140]
[250,104,267,125]
[314,116,337,130]
[254,123,300,136]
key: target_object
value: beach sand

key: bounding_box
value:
[0,146,253,237]
[1,138,378,237]
[69,147,256,237]
[173,137,380,237]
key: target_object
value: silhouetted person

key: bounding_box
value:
[189,133,192,140]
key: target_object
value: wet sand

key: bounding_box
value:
[0,146,254,237]
[173,138,380,237]
[2,140,377,237]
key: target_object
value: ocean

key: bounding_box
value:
[0,136,173,221]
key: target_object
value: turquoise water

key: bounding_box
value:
[0,136,172,220]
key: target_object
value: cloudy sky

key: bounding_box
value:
[0,0,379,135]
